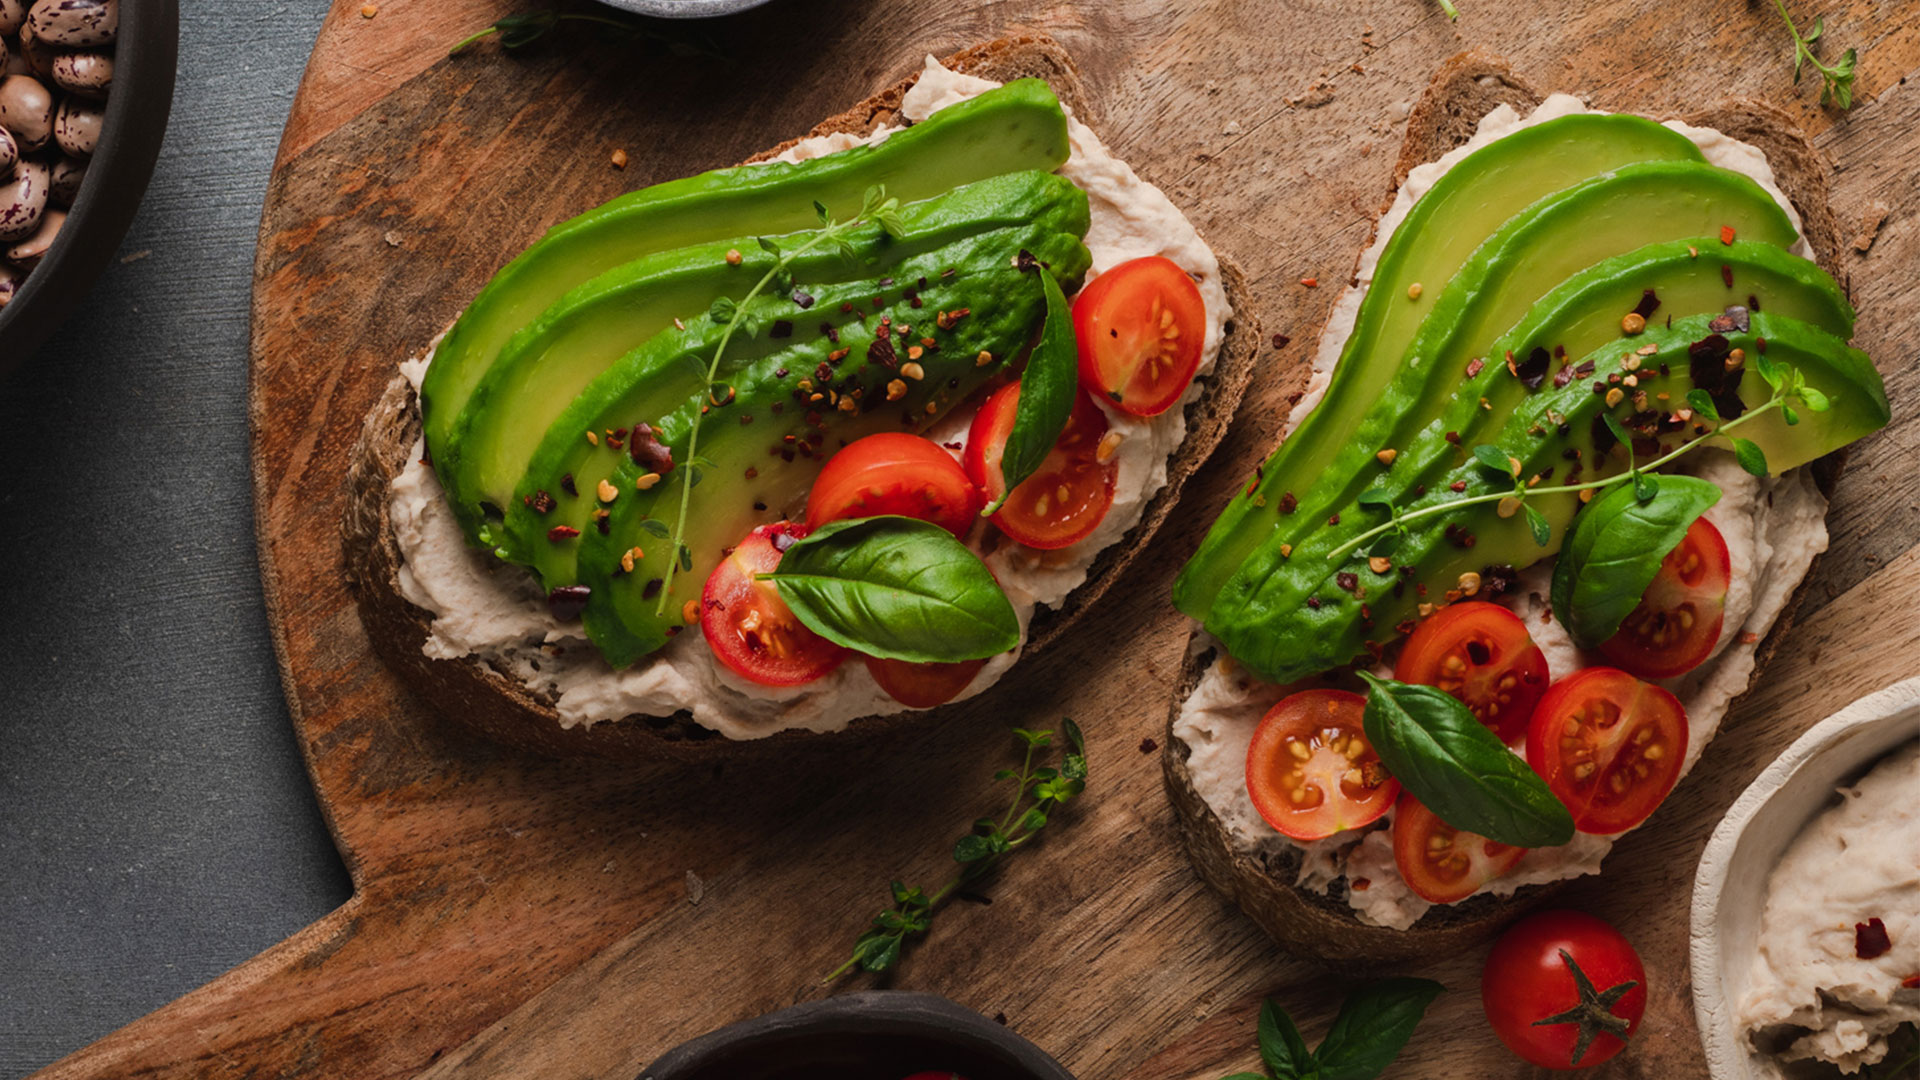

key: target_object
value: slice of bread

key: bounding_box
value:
[1161,49,1851,964]
[342,35,1260,761]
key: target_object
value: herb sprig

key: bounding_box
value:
[654,187,905,613]
[1219,980,1444,1080]
[1771,0,1858,109]
[1434,0,1461,20]
[1329,357,1828,564]
[826,722,1088,981]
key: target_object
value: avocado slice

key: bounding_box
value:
[1207,312,1888,683]
[1196,236,1853,627]
[565,192,1093,665]
[510,173,1088,600]
[1172,114,1702,618]
[449,171,1078,551]
[418,79,1073,460]
[1176,159,1799,616]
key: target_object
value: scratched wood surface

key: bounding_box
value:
[33,1,1920,1078]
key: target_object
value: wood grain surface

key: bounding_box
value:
[35,1,1920,1078]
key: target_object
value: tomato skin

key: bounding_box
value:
[700,522,848,687]
[963,382,1117,550]
[806,432,981,538]
[1483,910,1647,1069]
[863,655,987,709]
[1526,667,1688,835]
[1391,793,1528,903]
[1072,255,1207,417]
[1245,690,1399,841]
[1598,516,1730,679]
[1394,601,1551,745]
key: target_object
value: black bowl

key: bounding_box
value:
[637,992,1077,1080]
[0,0,179,374]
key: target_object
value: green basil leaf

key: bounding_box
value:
[1524,503,1551,547]
[769,516,1020,662]
[1313,978,1446,1080]
[1550,476,1721,648]
[1258,998,1316,1080]
[1732,437,1770,477]
[983,268,1079,515]
[1358,674,1574,848]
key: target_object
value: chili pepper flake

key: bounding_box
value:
[1720,225,1736,246]
[1300,277,1318,288]
[548,525,580,542]
[1856,918,1892,959]
[528,490,557,515]
[1466,357,1486,379]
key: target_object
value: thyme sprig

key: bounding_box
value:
[1435,0,1461,19]
[825,721,1088,981]
[1328,358,1829,564]
[654,186,905,614]
[1771,0,1858,109]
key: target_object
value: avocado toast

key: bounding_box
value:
[344,36,1259,759]
[1162,51,1886,963]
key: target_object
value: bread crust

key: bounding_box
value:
[1161,50,1850,964]
[342,35,1261,761]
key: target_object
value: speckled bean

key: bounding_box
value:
[16,15,53,77]
[26,0,114,49]
[0,123,14,177]
[50,47,107,97]
[0,262,22,308]
[0,0,26,36]
[6,204,61,267]
[48,152,82,205]
[0,155,48,241]
[52,92,97,156]
[0,73,51,151]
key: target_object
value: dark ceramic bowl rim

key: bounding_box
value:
[637,991,1076,1080]
[0,0,180,376]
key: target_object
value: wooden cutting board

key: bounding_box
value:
[35,1,1920,1078]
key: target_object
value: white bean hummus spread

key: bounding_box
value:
[1172,94,1831,929]
[1738,739,1920,1074]
[388,58,1230,740]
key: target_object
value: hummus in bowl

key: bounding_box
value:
[1692,675,1920,1079]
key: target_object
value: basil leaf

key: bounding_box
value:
[769,516,1020,662]
[1549,476,1721,648]
[1313,978,1446,1080]
[982,268,1078,515]
[1358,674,1574,848]
[1257,998,1315,1080]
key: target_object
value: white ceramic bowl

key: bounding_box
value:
[1690,675,1920,1080]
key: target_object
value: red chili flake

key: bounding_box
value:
[547,585,591,621]
[1856,918,1893,960]
[1306,596,1322,609]
[1903,974,1920,990]
[628,423,675,474]
[1739,631,1759,644]
[1336,572,1360,594]
[547,525,580,542]
[1515,347,1550,391]
[1278,492,1298,514]
[1554,364,1575,389]
[1138,737,1158,754]
[1445,431,1461,445]
[1300,277,1319,288]
[1721,264,1734,288]
[739,414,754,425]
[1351,877,1371,891]
[1756,336,1768,354]
[868,334,899,368]
[641,578,663,599]
[1720,224,1736,246]
[1396,620,1417,636]
[770,320,793,338]
[791,287,815,309]
[1465,357,1486,378]
[1328,514,1341,526]
[1634,289,1662,319]
[1271,333,1292,349]
[1450,480,1467,492]
[529,490,557,515]
[559,474,577,496]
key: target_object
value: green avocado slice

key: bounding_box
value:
[417,79,1072,461]
[1207,312,1887,683]
[1172,113,1703,618]
[449,171,1076,552]
[1177,158,1799,617]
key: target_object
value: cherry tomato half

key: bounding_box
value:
[1483,910,1647,1070]
[964,382,1117,550]
[806,432,980,538]
[1598,516,1731,679]
[701,522,847,687]
[1394,601,1551,745]
[1072,255,1208,417]
[1245,690,1399,841]
[1526,667,1688,835]
[1391,793,1528,904]
[863,655,987,709]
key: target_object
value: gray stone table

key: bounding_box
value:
[0,5,349,1077]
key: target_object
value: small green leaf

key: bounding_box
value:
[1799,384,1832,412]
[1755,350,1785,389]
[1314,978,1447,1080]
[756,235,780,256]
[1633,471,1659,502]
[1356,488,1395,511]
[1471,444,1511,477]
[1783,403,1801,426]
[813,200,830,225]
[858,934,902,973]
[1806,14,1824,41]
[1061,754,1088,781]
[1013,727,1052,749]
[639,518,671,538]
[1063,717,1086,756]
[677,544,692,570]
[708,295,738,324]
[1602,412,1633,451]
[1733,437,1770,477]
[1256,998,1314,1080]
[1686,389,1720,422]
[1017,807,1048,833]
[992,768,1017,781]
[953,834,995,863]
[1524,503,1551,547]
[1368,531,1403,559]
